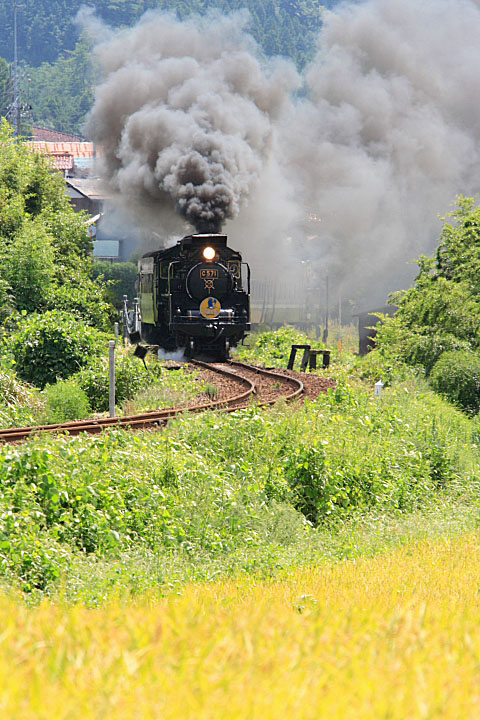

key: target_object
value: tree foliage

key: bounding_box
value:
[1,1,326,69]
[7,310,107,388]
[376,197,480,374]
[22,37,97,135]
[0,120,112,331]
[6,2,329,134]
[430,350,480,415]
[92,261,138,307]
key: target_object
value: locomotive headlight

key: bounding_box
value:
[203,246,216,261]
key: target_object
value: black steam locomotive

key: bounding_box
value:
[138,233,250,359]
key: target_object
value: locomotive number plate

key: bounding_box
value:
[200,269,218,279]
[200,297,221,319]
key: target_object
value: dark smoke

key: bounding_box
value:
[85,10,298,235]
[83,1,480,308]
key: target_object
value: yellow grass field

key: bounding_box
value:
[2,534,480,719]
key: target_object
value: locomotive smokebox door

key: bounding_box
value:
[187,263,231,300]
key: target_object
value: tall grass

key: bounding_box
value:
[1,534,480,718]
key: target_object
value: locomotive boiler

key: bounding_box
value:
[137,233,250,359]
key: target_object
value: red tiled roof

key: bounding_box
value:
[50,153,74,171]
[31,126,85,142]
[29,141,95,159]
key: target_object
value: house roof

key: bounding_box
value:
[29,141,95,159]
[65,178,107,200]
[31,126,85,142]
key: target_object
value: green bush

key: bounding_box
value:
[8,310,108,388]
[47,279,114,331]
[430,350,480,414]
[42,378,91,424]
[2,217,55,313]
[73,352,163,412]
[92,261,137,307]
[284,443,328,524]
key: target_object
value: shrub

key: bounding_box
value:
[284,443,328,524]
[42,379,91,424]
[3,217,55,313]
[8,310,108,388]
[92,261,137,307]
[430,350,480,414]
[47,279,114,331]
[74,352,164,412]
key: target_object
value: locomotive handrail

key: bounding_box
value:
[167,260,181,324]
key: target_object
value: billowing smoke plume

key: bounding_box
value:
[86,11,298,234]
[84,0,480,307]
[280,0,480,302]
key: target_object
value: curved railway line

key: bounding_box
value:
[0,361,305,445]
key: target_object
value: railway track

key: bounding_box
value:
[0,361,304,445]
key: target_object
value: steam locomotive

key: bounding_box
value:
[137,233,250,359]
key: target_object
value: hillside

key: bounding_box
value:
[1,0,327,69]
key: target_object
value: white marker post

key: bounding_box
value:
[109,340,116,418]
[375,380,384,398]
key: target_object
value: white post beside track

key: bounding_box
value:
[109,340,116,418]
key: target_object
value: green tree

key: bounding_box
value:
[22,37,97,135]
[376,196,480,374]
[3,217,55,313]
[0,119,112,330]
[92,261,138,307]
[1,1,327,70]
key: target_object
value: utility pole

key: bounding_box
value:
[12,2,21,135]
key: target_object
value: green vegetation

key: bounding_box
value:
[374,196,480,417]
[0,151,477,603]
[0,120,115,390]
[235,325,314,367]
[6,311,108,388]
[0,121,106,316]
[41,379,92,424]
[430,350,480,415]
[1,1,328,133]
[92,260,138,308]
[0,334,479,599]
[21,37,97,136]
[2,1,325,68]
[377,197,480,375]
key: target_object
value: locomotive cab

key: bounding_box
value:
[138,233,250,359]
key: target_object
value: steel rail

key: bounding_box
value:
[226,360,304,404]
[0,361,254,444]
[0,360,304,445]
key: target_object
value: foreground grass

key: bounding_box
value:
[2,533,480,719]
